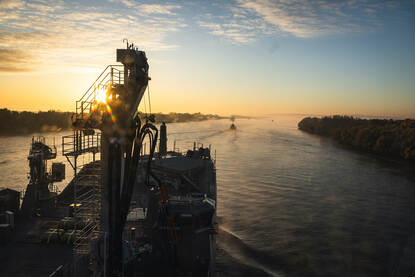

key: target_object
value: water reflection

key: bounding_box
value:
[1,116,415,276]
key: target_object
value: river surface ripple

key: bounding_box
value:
[1,116,414,276]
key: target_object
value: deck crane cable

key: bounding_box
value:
[147,83,152,115]
[137,121,178,244]
[143,91,147,116]
[119,117,157,227]
[137,122,158,188]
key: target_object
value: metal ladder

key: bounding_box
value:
[61,64,124,255]
[76,65,124,121]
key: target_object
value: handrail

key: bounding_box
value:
[75,65,124,119]
[78,65,110,103]
[62,133,101,156]
[78,65,123,102]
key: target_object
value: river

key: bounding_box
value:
[1,115,414,277]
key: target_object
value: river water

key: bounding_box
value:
[1,116,414,277]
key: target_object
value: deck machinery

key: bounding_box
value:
[63,43,217,277]
[21,137,65,217]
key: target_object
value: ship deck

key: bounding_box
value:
[0,217,72,277]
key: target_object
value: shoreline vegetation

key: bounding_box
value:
[298,115,415,161]
[0,108,225,136]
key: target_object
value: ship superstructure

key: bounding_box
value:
[0,42,217,277]
[21,136,65,217]
[65,42,217,277]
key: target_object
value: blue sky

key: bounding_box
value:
[0,0,414,117]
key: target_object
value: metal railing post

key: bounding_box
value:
[111,67,113,84]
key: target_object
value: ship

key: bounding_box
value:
[0,42,217,277]
[230,116,236,130]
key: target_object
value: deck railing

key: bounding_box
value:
[62,132,101,157]
[75,65,124,120]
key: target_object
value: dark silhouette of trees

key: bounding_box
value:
[0,108,224,136]
[298,116,415,161]
[0,108,72,135]
[139,112,223,123]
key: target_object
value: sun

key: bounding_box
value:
[95,86,108,104]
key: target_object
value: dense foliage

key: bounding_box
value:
[0,108,224,136]
[139,112,224,123]
[298,115,415,161]
[0,109,72,135]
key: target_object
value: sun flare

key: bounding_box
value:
[95,86,108,104]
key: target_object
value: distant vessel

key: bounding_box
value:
[230,116,236,130]
[0,43,217,277]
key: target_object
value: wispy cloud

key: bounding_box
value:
[118,0,135,8]
[0,0,406,72]
[236,0,386,38]
[109,1,181,15]
[198,20,262,44]
[0,48,34,72]
[196,3,272,45]
[140,4,181,15]
[0,0,24,9]
[0,0,184,73]
[198,0,401,42]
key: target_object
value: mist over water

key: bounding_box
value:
[1,116,415,276]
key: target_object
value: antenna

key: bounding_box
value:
[123,38,129,49]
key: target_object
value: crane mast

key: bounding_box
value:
[102,45,150,276]
[70,42,150,276]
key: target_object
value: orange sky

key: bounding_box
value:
[1,0,414,118]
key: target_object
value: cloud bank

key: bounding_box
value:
[0,48,34,72]
[198,0,400,43]
[0,0,402,71]
[0,0,185,72]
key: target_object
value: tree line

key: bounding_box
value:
[0,109,72,135]
[0,108,224,136]
[139,112,224,123]
[298,115,415,161]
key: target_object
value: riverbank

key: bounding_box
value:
[0,108,225,136]
[298,115,415,161]
[2,116,415,276]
